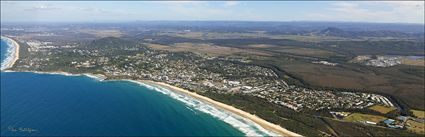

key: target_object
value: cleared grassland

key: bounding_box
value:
[401,58,425,66]
[344,113,387,123]
[369,105,396,114]
[77,29,123,38]
[147,43,274,57]
[406,120,425,134]
[246,44,277,48]
[245,44,340,58]
[158,31,349,42]
[411,110,425,119]
[272,46,338,58]
[158,31,264,40]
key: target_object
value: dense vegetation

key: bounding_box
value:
[201,92,421,136]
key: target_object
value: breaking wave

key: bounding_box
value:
[0,37,16,70]
[123,80,280,137]
[3,53,283,136]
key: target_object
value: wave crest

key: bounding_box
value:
[0,37,17,70]
[125,80,280,136]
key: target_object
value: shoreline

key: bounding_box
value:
[3,70,107,81]
[3,70,301,136]
[0,36,20,70]
[140,80,302,137]
[0,35,302,136]
[0,37,300,136]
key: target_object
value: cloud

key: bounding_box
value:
[224,1,240,7]
[152,1,206,6]
[78,7,108,14]
[379,1,424,9]
[307,1,424,23]
[25,4,59,11]
[1,1,17,6]
[1,1,423,23]
[329,2,368,13]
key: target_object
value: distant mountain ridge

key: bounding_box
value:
[3,21,422,39]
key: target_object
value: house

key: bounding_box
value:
[383,119,395,125]
[365,121,377,125]
[396,116,408,122]
[383,119,403,129]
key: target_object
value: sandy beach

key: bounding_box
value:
[140,80,302,137]
[0,36,20,70]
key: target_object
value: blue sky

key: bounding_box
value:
[1,1,424,24]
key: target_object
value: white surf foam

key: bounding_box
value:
[123,80,280,137]
[0,37,17,70]
[11,71,282,136]
[83,73,106,81]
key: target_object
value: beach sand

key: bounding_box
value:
[141,80,302,137]
[1,36,20,70]
[6,70,107,81]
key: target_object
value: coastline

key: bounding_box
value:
[0,36,20,70]
[4,70,301,136]
[140,80,302,137]
[0,37,300,136]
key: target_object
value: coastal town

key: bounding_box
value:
[2,0,425,136]
[9,37,398,112]
[350,55,402,67]
[2,21,424,136]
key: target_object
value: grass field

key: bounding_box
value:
[272,46,338,58]
[158,31,266,40]
[147,43,273,57]
[77,29,123,38]
[411,110,425,119]
[406,120,425,134]
[369,105,396,114]
[401,58,425,66]
[344,113,387,123]
[158,31,350,42]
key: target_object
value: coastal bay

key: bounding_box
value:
[0,37,300,136]
[0,72,245,136]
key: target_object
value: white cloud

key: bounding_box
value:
[25,4,59,11]
[152,1,206,6]
[379,1,424,9]
[224,1,240,7]
[1,1,17,6]
[1,1,423,23]
[307,1,424,23]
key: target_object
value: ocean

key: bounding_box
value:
[0,38,279,136]
[0,39,250,136]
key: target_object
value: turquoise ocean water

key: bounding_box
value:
[0,39,246,136]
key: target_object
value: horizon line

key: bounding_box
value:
[1,20,424,25]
